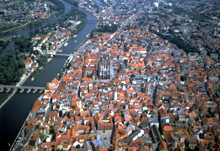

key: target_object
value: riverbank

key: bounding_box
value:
[0,56,53,108]
[9,110,32,151]
[0,20,45,38]
[0,21,30,35]
[79,4,100,20]
[0,92,13,108]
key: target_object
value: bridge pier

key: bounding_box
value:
[33,89,37,93]
[6,88,11,93]
[0,85,45,94]
[39,89,44,93]
[52,54,72,59]
[19,89,24,93]
[27,89,31,93]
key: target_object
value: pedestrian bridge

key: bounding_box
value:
[0,85,45,93]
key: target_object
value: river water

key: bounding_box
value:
[0,0,98,149]
[94,0,103,6]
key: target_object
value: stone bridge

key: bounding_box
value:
[51,54,74,58]
[46,18,97,22]
[0,85,45,93]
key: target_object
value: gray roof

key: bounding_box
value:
[139,121,150,129]
[150,124,162,143]
[92,139,106,148]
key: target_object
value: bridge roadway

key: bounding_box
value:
[46,18,97,22]
[51,53,73,57]
[0,85,45,93]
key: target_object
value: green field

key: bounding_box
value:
[48,11,59,18]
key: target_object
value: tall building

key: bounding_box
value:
[98,54,111,79]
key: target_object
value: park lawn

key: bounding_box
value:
[48,11,59,18]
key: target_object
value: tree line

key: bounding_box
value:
[0,40,10,54]
[0,50,18,84]
[0,36,37,85]
[63,0,79,7]
[150,28,197,53]
[97,24,118,33]
[49,0,65,14]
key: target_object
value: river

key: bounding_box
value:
[94,0,103,6]
[0,0,98,149]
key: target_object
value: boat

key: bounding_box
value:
[75,40,77,43]
[64,43,68,47]
[73,35,77,38]
[31,77,34,81]
[85,34,90,38]
[59,49,63,53]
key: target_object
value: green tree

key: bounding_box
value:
[18,68,25,77]
[18,58,25,68]
[49,43,52,50]
[181,75,187,81]
[0,50,17,85]
[41,44,46,50]
[37,55,49,67]
[59,110,63,117]
[39,132,46,142]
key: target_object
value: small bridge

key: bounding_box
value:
[0,85,45,93]
[46,18,97,22]
[51,53,74,58]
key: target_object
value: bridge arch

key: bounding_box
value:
[0,85,45,93]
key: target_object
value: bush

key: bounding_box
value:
[0,50,17,85]
[97,24,118,33]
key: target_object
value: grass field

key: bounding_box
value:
[48,11,59,18]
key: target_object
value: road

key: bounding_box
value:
[16,73,31,87]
